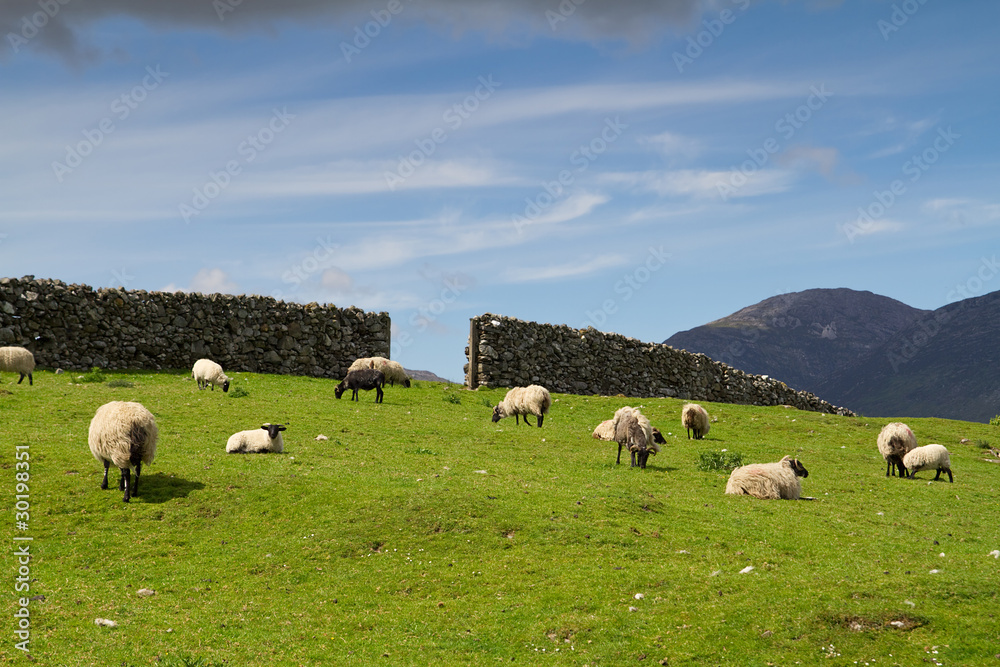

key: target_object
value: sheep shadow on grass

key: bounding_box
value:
[128,473,205,503]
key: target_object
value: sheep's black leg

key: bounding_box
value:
[514,414,520,426]
[101,460,110,490]
[17,373,25,384]
[885,459,892,477]
[376,385,383,403]
[537,414,544,428]
[28,373,31,386]
[118,468,126,491]
[133,462,142,497]
[352,389,359,401]
[121,468,131,503]
[523,414,534,427]
[630,451,637,467]
[944,467,953,483]
[686,428,691,440]
[616,443,622,465]
[896,461,908,478]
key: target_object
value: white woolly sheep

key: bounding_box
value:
[192,358,230,392]
[611,406,659,468]
[226,423,287,454]
[903,444,953,483]
[725,456,809,500]
[335,368,385,403]
[0,346,35,385]
[682,403,710,440]
[592,419,616,441]
[491,385,551,428]
[349,357,411,387]
[88,401,159,503]
[876,422,917,477]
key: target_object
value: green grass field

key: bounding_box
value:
[3,370,999,666]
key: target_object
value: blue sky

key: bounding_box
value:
[2,0,998,381]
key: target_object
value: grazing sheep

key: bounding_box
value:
[876,422,917,477]
[725,456,809,500]
[0,346,35,385]
[87,401,159,503]
[682,403,710,440]
[192,358,230,393]
[611,406,659,468]
[903,444,953,482]
[349,357,411,387]
[592,419,616,441]
[491,385,551,427]
[335,369,385,403]
[226,423,287,454]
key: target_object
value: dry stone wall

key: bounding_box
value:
[0,276,389,378]
[466,313,854,415]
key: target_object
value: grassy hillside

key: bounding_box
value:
[3,370,999,666]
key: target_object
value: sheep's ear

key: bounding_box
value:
[277,425,287,432]
[260,424,271,430]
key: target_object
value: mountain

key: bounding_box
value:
[816,290,1000,423]
[665,287,1000,422]
[405,368,451,383]
[665,288,929,394]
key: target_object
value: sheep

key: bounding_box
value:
[876,422,917,477]
[192,358,230,393]
[335,368,385,403]
[491,385,551,427]
[226,423,287,454]
[0,346,35,385]
[682,403,710,440]
[611,406,659,468]
[903,444,953,482]
[725,456,809,500]
[349,357,411,387]
[87,401,159,503]
[592,419,616,441]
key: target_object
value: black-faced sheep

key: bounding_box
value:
[725,456,809,500]
[192,358,230,392]
[876,422,917,477]
[0,346,35,385]
[335,369,385,403]
[903,444,953,482]
[491,385,551,427]
[87,401,159,503]
[611,406,659,469]
[227,423,287,453]
[682,403,710,440]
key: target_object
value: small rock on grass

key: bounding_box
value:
[95,618,117,628]
[137,588,155,597]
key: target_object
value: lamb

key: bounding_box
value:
[682,403,710,440]
[725,456,809,500]
[611,406,659,468]
[876,422,917,477]
[335,368,385,403]
[87,401,159,503]
[349,357,411,387]
[491,385,551,427]
[0,346,35,385]
[192,358,230,392]
[903,444,953,483]
[226,423,287,454]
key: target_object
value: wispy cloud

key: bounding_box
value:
[502,254,629,284]
[601,169,795,199]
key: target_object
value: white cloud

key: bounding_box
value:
[503,254,629,283]
[321,267,354,292]
[163,268,239,295]
[602,169,795,199]
[642,131,701,161]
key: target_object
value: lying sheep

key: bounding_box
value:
[612,406,659,468]
[725,456,809,500]
[491,385,551,427]
[88,401,159,503]
[227,423,287,454]
[0,346,35,385]
[335,369,385,403]
[876,422,917,477]
[192,358,230,392]
[682,403,710,440]
[349,357,411,387]
[903,444,953,483]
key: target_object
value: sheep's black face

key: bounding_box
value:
[403,378,411,388]
[491,407,502,423]
[652,428,666,445]
[262,423,287,439]
[790,459,809,478]
[334,384,345,399]
[222,380,230,393]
